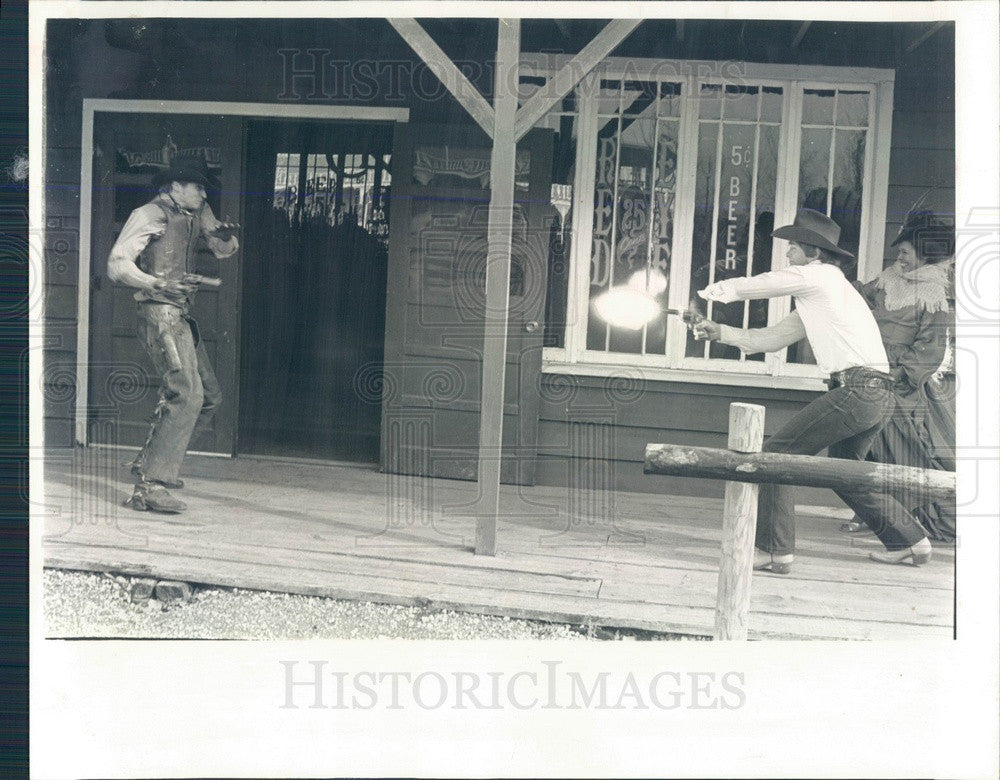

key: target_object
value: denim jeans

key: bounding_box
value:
[131,303,221,484]
[755,378,927,555]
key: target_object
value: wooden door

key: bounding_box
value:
[87,112,242,453]
[381,123,554,485]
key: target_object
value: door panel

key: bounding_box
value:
[88,112,242,453]
[382,123,554,485]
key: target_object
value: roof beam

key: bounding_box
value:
[387,18,495,138]
[906,21,946,53]
[512,18,642,141]
[791,21,811,48]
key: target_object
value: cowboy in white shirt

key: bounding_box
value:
[694,209,932,573]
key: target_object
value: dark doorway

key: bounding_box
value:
[239,119,393,462]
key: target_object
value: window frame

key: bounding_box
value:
[524,55,895,387]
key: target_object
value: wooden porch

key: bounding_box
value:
[41,448,955,640]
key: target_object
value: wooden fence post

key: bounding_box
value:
[714,403,765,641]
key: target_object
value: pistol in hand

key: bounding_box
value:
[682,299,706,327]
[181,273,222,289]
[208,218,240,242]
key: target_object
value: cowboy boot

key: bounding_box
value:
[129,463,184,489]
[125,482,186,513]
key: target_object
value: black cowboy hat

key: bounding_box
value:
[151,154,213,188]
[771,208,855,258]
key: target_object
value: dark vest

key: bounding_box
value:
[135,198,203,309]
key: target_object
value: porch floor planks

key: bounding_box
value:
[42,451,955,640]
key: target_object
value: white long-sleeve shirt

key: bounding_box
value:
[699,261,890,375]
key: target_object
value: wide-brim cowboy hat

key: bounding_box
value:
[771,208,855,258]
[151,154,214,188]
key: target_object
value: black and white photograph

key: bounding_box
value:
[27,1,999,777]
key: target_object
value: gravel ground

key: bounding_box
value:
[44,569,702,641]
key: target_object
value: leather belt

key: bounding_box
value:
[826,366,893,391]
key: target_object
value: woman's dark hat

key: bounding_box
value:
[151,154,212,188]
[890,210,955,258]
[771,208,855,258]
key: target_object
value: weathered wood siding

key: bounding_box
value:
[534,375,843,502]
[883,27,955,266]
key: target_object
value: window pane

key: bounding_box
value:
[597,80,621,116]
[837,90,870,127]
[606,120,656,354]
[790,124,867,364]
[622,80,658,116]
[587,117,620,351]
[543,114,578,349]
[724,84,759,121]
[802,88,835,124]
[687,85,784,362]
[687,121,719,357]
[760,86,783,123]
[829,129,866,266]
[742,125,782,361]
[798,127,833,213]
[799,128,865,266]
[687,122,760,360]
[699,83,723,120]
[658,82,682,118]
[518,75,546,107]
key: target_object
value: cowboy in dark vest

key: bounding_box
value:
[107,154,239,512]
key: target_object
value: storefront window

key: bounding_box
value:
[535,58,892,383]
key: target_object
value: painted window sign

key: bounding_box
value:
[587,79,681,357]
[413,145,531,191]
[115,135,222,173]
[688,83,781,362]
[272,151,391,246]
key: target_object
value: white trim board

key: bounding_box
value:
[74,98,409,445]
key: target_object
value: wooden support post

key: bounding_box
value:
[714,403,764,641]
[474,19,520,556]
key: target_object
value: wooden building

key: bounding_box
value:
[42,16,955,503]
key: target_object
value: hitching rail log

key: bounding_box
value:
[643,444,955,503]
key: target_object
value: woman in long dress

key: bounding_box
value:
[842,211,956,541]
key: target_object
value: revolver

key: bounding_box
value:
[664,300,707,329]
[181,273,222,289]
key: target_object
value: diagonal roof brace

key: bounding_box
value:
[512,18,642,142]
[387,18,496,138]
[791,21,812,49]
[906,21,946,53]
